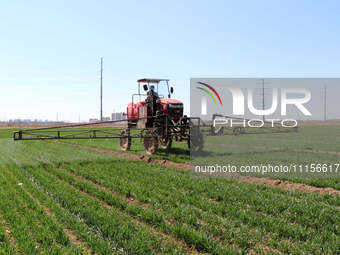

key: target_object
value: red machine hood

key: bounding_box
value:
[159,98,182,104]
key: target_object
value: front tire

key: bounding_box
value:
[159,136,172,150]
[144,130,158,155]
[188,132,204,152]
[120,129,131,151]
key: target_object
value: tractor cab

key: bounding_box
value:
[127,78,184,128]
[141,78,173,99]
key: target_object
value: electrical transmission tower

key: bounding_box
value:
[255,79,271,122]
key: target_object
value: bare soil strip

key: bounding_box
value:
[237,176,340,196]
[56,141,191,169]
[56,141,340,196]
[3,165,93,255]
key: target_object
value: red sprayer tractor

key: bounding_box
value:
[13,78,204,154]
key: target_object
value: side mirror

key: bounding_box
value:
[170,87,174,94]
[143,84,148,91]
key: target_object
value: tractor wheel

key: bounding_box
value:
[144,130,158,155]
[188,132,204,152]
[159,136,172,150]
[217,126,224,136]
[120,129,131,151]
[233,127,241,135]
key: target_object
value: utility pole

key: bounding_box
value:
[324,85,327,122]
[262,79,265,122]
[255,79,270,123]
[100,57,103,121]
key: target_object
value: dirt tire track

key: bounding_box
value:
[236,176,340,196]
[56,141,191,170]
[3,165,93,255]
[56,141,340,196]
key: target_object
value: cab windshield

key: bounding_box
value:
[155,81,170,98]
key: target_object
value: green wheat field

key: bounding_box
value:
[0,125,339,254]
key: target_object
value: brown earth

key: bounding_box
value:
[55,141,191,170]
[237,176,340,196]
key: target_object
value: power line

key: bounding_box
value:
[324,85,327,122]
[261,79,265,122]
[100,57,103,121]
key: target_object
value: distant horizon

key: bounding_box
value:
[3,117,340,124]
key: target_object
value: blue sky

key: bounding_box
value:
[1,0,340,121]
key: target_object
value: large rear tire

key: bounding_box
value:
[233,127,241,135]
[120,129,131,151]
[144,130,158,155]
[188,132,204,152]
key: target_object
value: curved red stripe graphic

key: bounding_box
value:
[197,82,223,105]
